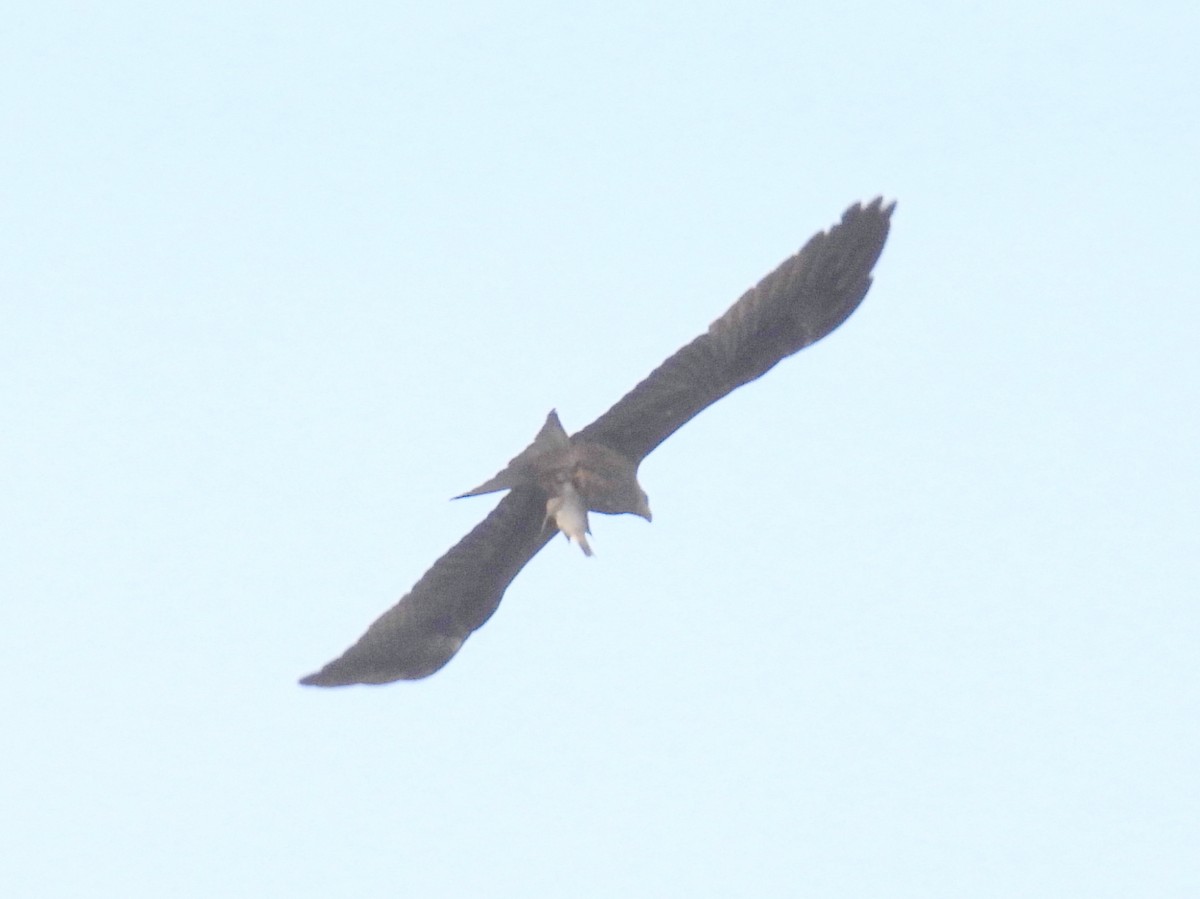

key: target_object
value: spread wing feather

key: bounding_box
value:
[574,198,893,463]
[299,488,554,685]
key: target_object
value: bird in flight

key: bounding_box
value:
[301,198,894,686]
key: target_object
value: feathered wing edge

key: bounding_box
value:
[299,488,554,686]
[574,198,894,463]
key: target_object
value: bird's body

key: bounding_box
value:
[301,198,894,686]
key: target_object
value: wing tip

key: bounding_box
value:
[297,658,448,688]
[856,195,897,213]
[298,670,336,687]
[842,195,897,231]
[298,660,373,688]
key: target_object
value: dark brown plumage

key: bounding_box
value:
[300,198,894,686]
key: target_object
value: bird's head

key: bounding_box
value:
[570,440,653,522]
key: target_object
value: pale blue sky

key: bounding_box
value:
[4,2,1198,896]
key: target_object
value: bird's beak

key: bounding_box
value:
[637,497,653,522]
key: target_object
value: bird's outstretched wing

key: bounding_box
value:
[299,488,554,685]
[574,198,893,463]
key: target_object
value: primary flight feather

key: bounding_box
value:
[301,198,894,686]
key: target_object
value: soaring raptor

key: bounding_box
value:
[301,199,893,686]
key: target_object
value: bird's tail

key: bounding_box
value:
[454,410,570,499]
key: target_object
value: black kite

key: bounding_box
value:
[301,199,894,686]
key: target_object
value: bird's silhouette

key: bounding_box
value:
[301,198,894,686]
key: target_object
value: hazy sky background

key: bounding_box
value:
[4,2,1198,896]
